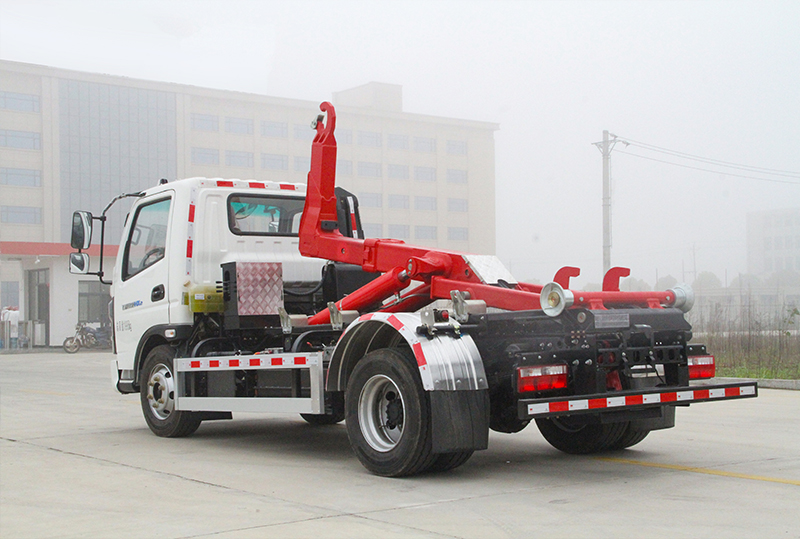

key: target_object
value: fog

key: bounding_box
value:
[2,0,798,289]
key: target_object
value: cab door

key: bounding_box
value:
[113,194,173,365]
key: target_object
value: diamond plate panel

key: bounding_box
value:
[236,262,283,316]
[462,255,517,285]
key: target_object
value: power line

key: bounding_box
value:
[620,137,800,178]
[616,150,800,185]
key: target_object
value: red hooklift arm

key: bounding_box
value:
[298,102,690,322]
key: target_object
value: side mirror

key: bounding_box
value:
[69,252,90,274]
[71,211,93,250]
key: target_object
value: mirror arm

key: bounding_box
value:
[89,191,144,285]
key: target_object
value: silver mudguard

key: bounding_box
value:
[328,312,488,392]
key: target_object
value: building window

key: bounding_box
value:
[338,129,353,144]
[358,131,382,147]
[388,134,409,150]
[78,281,111,325]
[261,121,288,138]
[359,192,382,208]
[414,166,436,183]
[226,151,254,168]
[415,225,437,240]
[0,130,41,150]
[261,153,288,170]
[1,206,42,224]
[414,136,436,153]
[388,194,409,209]
[294,124,316,141]
[191,147,219,165]
[362,223,382,238]
[388,224,410,239]
[337,159,353,175]
[294,156,311,172]
[191,113,219,131]
[388,164,409,180]
[0,91,40,112]
[448,227,469,241]
[0,168,41,187]
[414,196,437,211]
[225,117,253,135]
[358,162,382,178]
[447,140,468,155]
[447,169,468,184]
[1,281,20,309]
[447,198,468,212]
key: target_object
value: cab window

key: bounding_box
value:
[123,197,171,280]
[228,195,305,236]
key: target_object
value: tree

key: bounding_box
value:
[692,271,722,291]
[620,277,651,292]
[655,275,678,291]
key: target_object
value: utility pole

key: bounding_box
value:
[593,131,627,275]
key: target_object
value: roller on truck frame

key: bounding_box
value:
[69,102,757,476]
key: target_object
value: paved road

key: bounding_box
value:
[1,352,798,538]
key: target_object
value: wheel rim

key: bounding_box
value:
[146,362,175,421]
[358,374,405,452]
[64,338,80,353]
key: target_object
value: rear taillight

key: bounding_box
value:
[518,364,568,392]
[688,355,715,379]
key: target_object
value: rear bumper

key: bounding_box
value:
[518,381,758,420]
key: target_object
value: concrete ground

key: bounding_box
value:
[1,352,798,539]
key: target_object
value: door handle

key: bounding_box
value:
[151,284,165,302]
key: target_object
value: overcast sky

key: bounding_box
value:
[2,0,798,288]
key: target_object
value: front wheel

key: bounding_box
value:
[345,348,435,477]
[63,337,81,354]
[139,345,202,437]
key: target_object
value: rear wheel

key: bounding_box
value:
[139,345,202,437]
[63,337,80,354]
[608,424,650,450]
[345,348,435,477]
[427,451,474,473]
[535,417,627,454]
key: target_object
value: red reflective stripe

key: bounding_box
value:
[350,212,357,235]
[625,395,644,406]
[209,360,219,368]
[660,392,677,402]
[217,180,234,187]
[249,182,265,189]
[188,204,196,223]
[186,239,193,258]
[229,359,239,367]
[387,315,404,331]
[694,389,710,400]
[412,342,427,367]
[250,358,260,367]
[279,183,295,190]
[295,356,306,365]
[589,398,607,409]
[271,358,282,366]
[191,360,200,369]
[725,387,740,397]
[550,401,569,413]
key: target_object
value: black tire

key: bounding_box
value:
[63,337,80,354]
[608,424,650,450]
[139,345,202,437]
[535,417,627,455]
[489,405,530,434]
[345,348,435,477]
[427,451,474,473]
[301,393,345,425]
